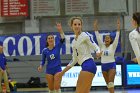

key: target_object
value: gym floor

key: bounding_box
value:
[14,88,140,93]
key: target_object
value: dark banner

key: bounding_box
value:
[0,31,121,56]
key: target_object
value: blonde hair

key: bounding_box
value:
[68,16,83,27]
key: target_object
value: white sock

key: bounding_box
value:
[55,89,61,93]
[49,90,55,93]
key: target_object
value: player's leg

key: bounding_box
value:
[46,68,55,93]
[0,70,2,93]
[105,62,116,93]
[76,71,94,93]
[102,71,109,85]
[46,74,55,93]
[3,70,10,93]
[76,58,97,93]
[101,63,109,86]
[108,69,116,93]
[102,62,116,93]
[54,66,62,93]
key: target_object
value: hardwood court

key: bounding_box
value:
[15,88,140,93]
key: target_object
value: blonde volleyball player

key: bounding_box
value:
[57,17,101,93]
[93,18,120,93]
[129,12,140,64]
[38,23,65,93]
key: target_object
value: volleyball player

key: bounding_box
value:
[38,23,65,93]
[93,18,120,93]
[129,12,140,64]
[57,17,101,93]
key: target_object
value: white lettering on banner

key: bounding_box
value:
[61,65,122,87]
[3,37,16,56]
[3,36,42,56]
[33,36,41,55]
[2,32,116,56]
[128,72,140,77]
[63,72,79,78]
[18,36,32,56]
[65,35,74,54]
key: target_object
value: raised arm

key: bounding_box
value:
[112,18,120,48]
[56,22,65,39]
[93,20,104,47]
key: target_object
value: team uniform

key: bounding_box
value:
[0,53,10,93]
[95,31,120,72]
[129,29,140,64]
[40,36,65,75]
[68,32,100,74]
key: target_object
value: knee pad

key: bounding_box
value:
[107,82,114,88]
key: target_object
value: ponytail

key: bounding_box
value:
[133,12,140,33]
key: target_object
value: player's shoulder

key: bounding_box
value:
[79,32,89,39]
[129,29,138,38]
[83,32,93,37]
[129,29,137,35]
[81,32,93,40]
[42,48,48,52]
[81,32,86,35]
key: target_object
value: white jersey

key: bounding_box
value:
[129,29,140,64]
[68,32,100,67]
[95,31,120,63]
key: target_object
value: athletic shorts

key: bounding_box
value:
[46,65,62,75]
[101,62,116,72]
[81,58,97,74]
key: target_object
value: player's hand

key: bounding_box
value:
[55,72,63,81]
[0,69,4,74]
[56,22,63,34]
[38,65,43,72]
[132,58,138,63]
[93,19,99,31]
[117,17,121,32]
[96,51,102,59]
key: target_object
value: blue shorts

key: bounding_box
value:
[101,62,116,72]
[46,65,62,75]
[81,58,97,74]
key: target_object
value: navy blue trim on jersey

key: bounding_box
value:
[85,32,95,43]
[60,38,65,43]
